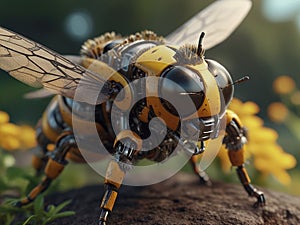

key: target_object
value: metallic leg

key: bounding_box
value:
[224,110,265,207]
[32,126,51,174]
[15,158,65,206]
[14,132,75,207]
[236,165,265,207]
[99,160,125,225]
[99,131,141,225]
[190,155,211,185]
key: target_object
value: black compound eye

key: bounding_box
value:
[206,59,233,110]
[159,66,205,117]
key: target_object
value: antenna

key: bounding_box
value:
[197,32,205,57]
[225,76,250,88]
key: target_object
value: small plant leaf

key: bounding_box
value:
[22,215,37,225]
[51,200,72,215]
[43,211,75,225]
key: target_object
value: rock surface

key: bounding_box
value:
[47,173,300,225]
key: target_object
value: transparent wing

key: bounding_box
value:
[24,55,86,99]
[165,0,252,49]
[24,88,55,99]
[0,26,112,104]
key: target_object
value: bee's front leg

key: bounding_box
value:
[99,130,142,225]
[99,160,125,225]
[236,165,265,207]
[224,110,266,207]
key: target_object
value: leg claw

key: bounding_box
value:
[253,193,266,208]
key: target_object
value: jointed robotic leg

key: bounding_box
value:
[224,110,265,207]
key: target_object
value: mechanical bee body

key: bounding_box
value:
[0,0,265,224]
[38,32,233,164]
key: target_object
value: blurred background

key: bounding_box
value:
[0,0,300,195]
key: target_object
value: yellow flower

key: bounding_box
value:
[268,102,289,123]
[218,98,296,185]
[19,125,37,149]
[273,75,296,94]
[290,91,300,105]
[0,135,21,150]
[0,110,36,151]
[0,111,9,124]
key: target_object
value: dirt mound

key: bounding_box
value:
[47,173,300,225]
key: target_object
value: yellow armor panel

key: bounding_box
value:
[185,63,221,119]
[135,45,177,76]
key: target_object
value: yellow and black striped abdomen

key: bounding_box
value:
[38,96,114,162]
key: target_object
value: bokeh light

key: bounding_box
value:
[262,0,300,23]
[268,102,289,123]
[65,11,93,41]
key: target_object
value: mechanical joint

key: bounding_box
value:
[223,120,247,151]
[114,130,142,163]
[51,132,76,163]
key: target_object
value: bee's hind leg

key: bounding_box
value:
[190,155,212,186]
[14,131,76,207]
[31,125,51,175]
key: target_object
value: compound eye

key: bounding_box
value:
[206,59,233,109]
[159,66,205,117]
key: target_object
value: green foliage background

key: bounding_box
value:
[0,0,300,192]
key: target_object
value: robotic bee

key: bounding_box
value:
[0,0,265,224]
